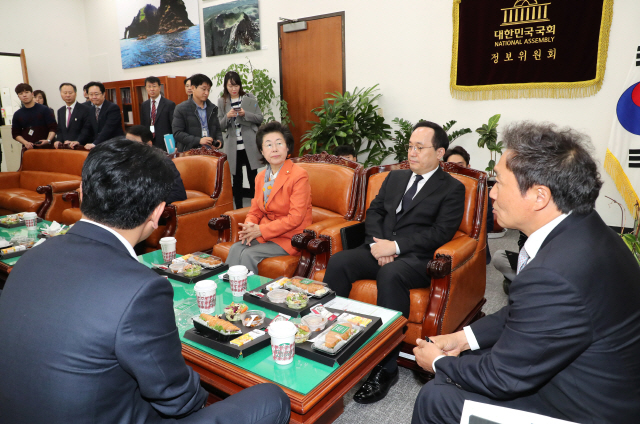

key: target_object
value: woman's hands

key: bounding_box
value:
[226,108,245,119]
[238,222,261,245]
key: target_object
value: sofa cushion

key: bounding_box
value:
[0,188,45,213]
[185,190,208,199]
[19,171,81,193]
[21,149,88,175]
[60,208,82,226]
[298,162,358,218]
[174,156,219,195]
[258,256,300,279]
[350,279,430,324]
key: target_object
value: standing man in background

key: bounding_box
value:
[54,82,91,149]
[82,83,92,106]
[140,76,175,151]
[172,73,222,152]
[11,83,57,150]
[86,81,124,149]
[184,77,192,98]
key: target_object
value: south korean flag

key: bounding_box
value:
[605,45,640,216]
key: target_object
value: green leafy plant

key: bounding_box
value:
[609,197,640,266]
[386,118,472,163]
[214,58,291,126]
[299,85,391,167]
[476,114,502,177]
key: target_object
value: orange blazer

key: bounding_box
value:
[245,159,313,255]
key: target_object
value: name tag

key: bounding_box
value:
[150,125,155,133]
[28,129,34,136]
[202,127,208,137]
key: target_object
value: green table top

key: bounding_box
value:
[0,219,52,266]
[139,250,402,395]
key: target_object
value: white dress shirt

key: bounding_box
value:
[80,219,138,261]
[149,94,162,121]
[432,212,570,372]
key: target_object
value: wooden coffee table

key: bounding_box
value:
[140,251,407,424]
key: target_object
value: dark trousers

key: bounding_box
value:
[233,149,257,209]
[323,244,430,318]
[179,383,290,424]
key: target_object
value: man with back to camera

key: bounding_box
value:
[86,81,124,149]
[173,73,222,152]
[323,121,466,405]
[126,125,187,204]
[11,82,57,150]
[412,122,640,424]
[54,82,92,149]
[0,138,291,424]
[140,76,176,151]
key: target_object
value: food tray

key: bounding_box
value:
[184,314,272,358]
[152,263,229,283]
[0,248,29,260]
[242,277,336,318]
[181,252,225,269]
[0,217,43,229]
[294,308,382,366]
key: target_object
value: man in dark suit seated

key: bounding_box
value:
[126,125,187,204]
[54,82,91,149]
[324,121,466,404]
[85,81,124,149]
[140,76,176,151]
[412,122,640,424]
[0,139,290,424]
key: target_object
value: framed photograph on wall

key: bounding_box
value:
[116,0,202,69]
[203,0,260,57]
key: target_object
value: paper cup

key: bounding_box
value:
[269,320,297,365]
[159,237,177,263]
[24,212,37,229]
[228,265,248,297]
[194,280,217,314]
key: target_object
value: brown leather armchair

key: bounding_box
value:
[0,148,88,221]
[308,161,488,357]
[59,147,233,256]
[209,152,363,279]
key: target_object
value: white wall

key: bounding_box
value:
[5,0,640,225]
[0,0,91,113]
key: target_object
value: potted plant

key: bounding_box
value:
[608,197,640,266]
[476,114,502,177]
[299,85,391,167]
[214,58,291,126]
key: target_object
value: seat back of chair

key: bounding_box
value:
[292,152,362,220]
[20,149,88,175]
[174,147,228,198]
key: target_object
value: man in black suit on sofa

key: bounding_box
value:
[140,76,176,151]
[324,121,466,404]
[0,139,290,424]
[54,82,91,148]
[412,122,640,424]
[86,81,124,149]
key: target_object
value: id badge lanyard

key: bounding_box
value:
[198,108,208,137]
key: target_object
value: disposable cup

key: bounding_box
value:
[228,265,248,296]
[159,237,177,263]
[194,280,217,314]
[24,212,37,229]
[269,320,297,365]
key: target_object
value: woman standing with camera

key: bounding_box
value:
[218,71,264,209]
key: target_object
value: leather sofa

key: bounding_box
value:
[0,148,88,222]
[307,161,488,357]
[210,152,363,278]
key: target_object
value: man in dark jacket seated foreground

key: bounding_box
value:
[0,139,290,424]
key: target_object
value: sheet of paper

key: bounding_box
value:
[460,400,578,424]
[324,297,398,325]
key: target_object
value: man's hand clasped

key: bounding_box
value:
[413,331,471,373]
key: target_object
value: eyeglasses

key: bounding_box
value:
[407,144,435,153]
[263,141,286,151]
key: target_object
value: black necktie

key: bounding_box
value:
[397,175,423,220]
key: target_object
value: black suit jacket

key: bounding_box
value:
[141,96,176,151]
[89,100,124,144]
[436,211,640,422]
[365,167,465,272]
[56,102,91,144]
[0,221,206,423]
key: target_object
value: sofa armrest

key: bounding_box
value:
[172,197,215,215]
[208,207,250,243]
[49,180,81,193]
[427,236,477,278]
[305,217,349,238]
[0,172,20,189]
[62,191,80,208]
[318,220,362,255]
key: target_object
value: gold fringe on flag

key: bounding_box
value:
[605,149,640,214]
[450,0,615,100]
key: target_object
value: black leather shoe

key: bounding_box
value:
[353,365,399,404]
